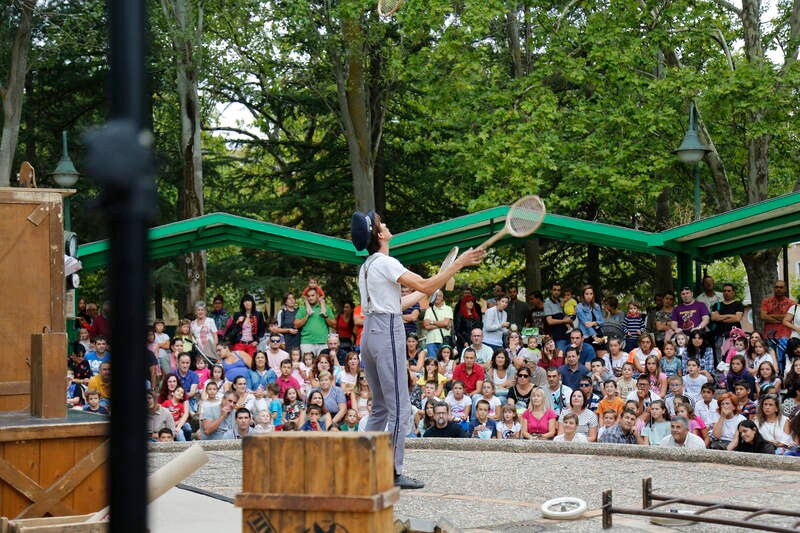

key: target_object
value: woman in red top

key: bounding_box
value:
[454,295,482,350]
[538,336,564,370]
[162,385,191,441]
[335,301,355,351]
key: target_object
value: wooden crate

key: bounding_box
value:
[0,187,72,412]
[235,432,399,532]
[0,412,108,519]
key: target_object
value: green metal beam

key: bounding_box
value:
[700,225,800,259]
[688,214,800,248]
[657,191,800,243]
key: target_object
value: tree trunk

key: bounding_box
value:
[163,0,206,311]
[654,186,673,293]
[524,238,541,293]
[742,249,779,332]
[332,17,376,213]
[505,6,523,78]
[0,0,35,187]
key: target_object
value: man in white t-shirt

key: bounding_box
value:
[546,367,572,415]
[660,417,706,449]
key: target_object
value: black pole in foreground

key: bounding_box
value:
[86,1,155,531]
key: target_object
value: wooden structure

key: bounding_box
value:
[0,187,73,413]
[0,188,109,520]
[236,432,399,532]
[0,411,108,519]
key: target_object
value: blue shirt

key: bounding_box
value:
[176,369,199,393]
[577,343,597,366]
[84,351,111,375]
[468,418,496,439]
[247,369,277,391]
[270,398,284,426]
[576,302,604,337]
[560,364,591,391]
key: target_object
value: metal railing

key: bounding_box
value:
[602,477,800,532]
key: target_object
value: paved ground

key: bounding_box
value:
[148,443,800,532]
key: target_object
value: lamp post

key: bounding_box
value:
[52,130,81,338]
[52,130,80,231]
[674,101,711,292]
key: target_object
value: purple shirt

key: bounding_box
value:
[671,301,709,332]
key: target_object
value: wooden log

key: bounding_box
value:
[235,432,399,532]
[30,333,67,419]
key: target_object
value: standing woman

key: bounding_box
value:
[230,295,265,356]
[335,301,356,352]
[351,210,483,489]
[454,295,482,351]
[575,285,607,357]
[274,293,301,352]
[191,301,219,362]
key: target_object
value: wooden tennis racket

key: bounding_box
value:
[377,0,405,17]
[429,246,459,305]
[477,195,546,250]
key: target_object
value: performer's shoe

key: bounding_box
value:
[394,474,424,490]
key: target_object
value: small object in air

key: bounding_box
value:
[540,496,587,520]
[378,0,406,17]
[429,246,459,305]
[477,195,546,251]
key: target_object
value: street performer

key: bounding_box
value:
[351,210,484,489]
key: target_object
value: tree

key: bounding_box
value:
[158,0,207,311]
[0,0,35,187]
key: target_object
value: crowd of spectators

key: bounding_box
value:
[66,275,800,455]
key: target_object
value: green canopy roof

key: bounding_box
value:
[78,192,800,269]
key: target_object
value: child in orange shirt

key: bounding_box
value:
[596,379,625,419]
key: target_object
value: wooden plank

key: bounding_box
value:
[234,489,400,512]
[30,334,67,419]
[36,439,75,516]
[0,396,28,412]
[47,199,64,334]
[26,204,49,227]
[70,438,108,515]
[0,201,54,408]
[0,441,71,519]
[0,423,108,444]
[16,440,108,518]
[0,382,30,396]
[0,188,74,204]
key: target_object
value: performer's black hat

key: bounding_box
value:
[350,210,375,251]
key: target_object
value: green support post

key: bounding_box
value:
[677,253,693,291]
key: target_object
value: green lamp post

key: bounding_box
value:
[674,102,711,292]
[52,130,80,231]
[52,130,81,337]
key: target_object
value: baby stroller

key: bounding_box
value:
[767,331,789,375]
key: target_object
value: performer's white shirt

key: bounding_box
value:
[358,253,408,315]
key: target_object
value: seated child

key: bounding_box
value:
[83,390,109,415]
[339,408,359,432]
[253,410,274,433]
[597,410,618,441]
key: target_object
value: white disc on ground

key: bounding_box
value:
[540,497,587,520]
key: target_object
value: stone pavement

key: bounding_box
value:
[148,440,800,532]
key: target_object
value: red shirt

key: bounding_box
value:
[161,399,185,423]
[452,363,485,395]
[761,296,795,338]
[276,374,302,398]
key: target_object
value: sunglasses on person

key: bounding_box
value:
[518,373,531,378]
[270,338,281,343]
